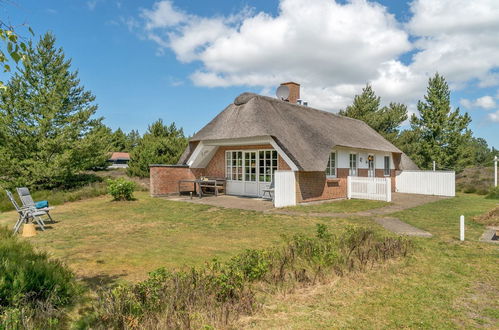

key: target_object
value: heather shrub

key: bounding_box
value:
[82,225,410,329]
[0,227,79,328]
[486,186,499,199]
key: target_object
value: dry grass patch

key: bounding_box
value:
[473,206,499,226]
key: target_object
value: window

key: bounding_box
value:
[349,153,357,176]
[325,152,336,177]
[384,156,390,176]
[226,151,243,181]
[244,152,257,182]
[259,150,278,182]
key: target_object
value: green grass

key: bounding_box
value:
[0,192,367,282]
[242,193,499,329]
[285,199,390,213]
[1,192,497,328]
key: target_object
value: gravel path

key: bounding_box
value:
[374,217,433,237]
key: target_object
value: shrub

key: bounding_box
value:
[463,185,477,194]
[107,178,135,201]
[0,181,108,212]
[0,227,79,328]
[486,186,499,199]
[83,225,410,329]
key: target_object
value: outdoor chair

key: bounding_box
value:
[16,187,54,223]
[5,190,46,234]
[262,180,275,199]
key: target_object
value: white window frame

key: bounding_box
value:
[384,155,391,176]
[325,151,337,178]
[225,151,243,181]
[225,149,277,182]
[349,153,358,176]
[258,150,278,183]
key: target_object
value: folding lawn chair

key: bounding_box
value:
[16,187,54,223]
[5,190,46,234]
[262,180,275,199]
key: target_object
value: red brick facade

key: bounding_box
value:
[150,145,397,202]
[150,145,292,196]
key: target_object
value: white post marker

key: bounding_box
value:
[494,155,497,187]
[433,161,436,171]
[460,215,465,241]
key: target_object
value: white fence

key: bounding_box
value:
[274,170,296,207]
[347,176,392,202]
[396,170,455,197]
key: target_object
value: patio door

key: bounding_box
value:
[368,154,375,177]
[226,149,277,197]
[243,151,258,196]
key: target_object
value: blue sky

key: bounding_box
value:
[2,0,499,148]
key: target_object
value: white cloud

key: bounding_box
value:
[488,110,499,122]
[459,95,496,110]
[136,0,499,112]
[407,0,499,87]
[141,1,187,29]
[475,96,496,109]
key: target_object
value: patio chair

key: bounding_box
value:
[262,180,275,199]
[16,187,54,223]
[5,190,46,234]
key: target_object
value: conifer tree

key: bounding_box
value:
[339,84,407,141]
[408,73,472,170]
[0,32,108,188]
[127,119,187,177]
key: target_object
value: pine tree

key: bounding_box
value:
[0,32,108,188]
[339,84,407,141]
[408,73,471,170]
[127,119,187,177]
[126,129,141,151]
[110,128,128,152]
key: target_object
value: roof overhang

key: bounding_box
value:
[187,136,299,171]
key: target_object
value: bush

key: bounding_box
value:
[82,225,410,329]
[486,186,499,199]
[0,227,79,328]
[0,181,108,212]
[107,178,135,201]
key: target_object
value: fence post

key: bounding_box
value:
[347,176,351,199]
[386,178,392,202]
[460,215,465,241]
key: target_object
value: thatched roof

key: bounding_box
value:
[182,93,412,171]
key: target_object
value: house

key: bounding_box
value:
[150,82,419,204]
[108,152,131,169]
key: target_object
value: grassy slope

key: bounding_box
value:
[241,194,499,328]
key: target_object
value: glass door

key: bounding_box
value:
[368,154,375,177]
[244,151,258,196]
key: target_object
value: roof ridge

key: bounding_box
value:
[247,93,367,125]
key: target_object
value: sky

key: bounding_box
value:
[2,0,499,148]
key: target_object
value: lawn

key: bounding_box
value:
[285,199,390,213]
[0,192,370,283]
[1,192,497,328]
[241,193,499,329]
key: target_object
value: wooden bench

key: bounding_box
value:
[199,178,226,196]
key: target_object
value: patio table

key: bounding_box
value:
[178,179,224,198]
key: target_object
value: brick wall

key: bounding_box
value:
[150,166,205,196]
[150,145,293,196]
[295,168,348,203]
[294,167,396,203]
[203,144,292,177]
